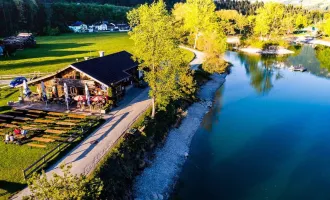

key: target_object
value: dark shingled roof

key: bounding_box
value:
[71,51,138,86]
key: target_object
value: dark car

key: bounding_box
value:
[9,77,27,88]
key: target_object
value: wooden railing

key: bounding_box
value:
[0,71,49,80]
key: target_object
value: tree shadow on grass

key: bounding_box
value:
[0,180,26,198]
[0,57,79,72]
[1,43,94,61]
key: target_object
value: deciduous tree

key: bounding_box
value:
[23,165,103,200]
[128,0,194,118]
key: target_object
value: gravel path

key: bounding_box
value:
[133,74,226,200]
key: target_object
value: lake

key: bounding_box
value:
[173,45,330,200]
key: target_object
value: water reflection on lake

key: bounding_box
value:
[173,45,330,200]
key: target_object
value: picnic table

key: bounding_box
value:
[4,124,18,128]
[48,112,66,116]
[43,135,65,141]
[27,143,47,148]
[26,114,40,118]
[14,116,32,121]
[45,116,60,120]
[56,122,75,126]
[34,119,55,124]
[31,137,55,143]
[0,114,15,119]
[68,114,86,119]
[53,127,72,130]
[44,129,66,135]
[28,110,44,114]
[64,119,81,123]
[21,126,39,131]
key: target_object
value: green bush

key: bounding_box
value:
[43,26,61,36]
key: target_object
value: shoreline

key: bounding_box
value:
[239,47,294,55]
[133,73,226,200]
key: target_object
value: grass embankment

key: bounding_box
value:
[0,33,194,110]
[240,37,290,49]
[91,69,211,199]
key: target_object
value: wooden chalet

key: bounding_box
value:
[28,51,141,101]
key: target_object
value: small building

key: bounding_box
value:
[95,22,108,31]
[69,21,88,33]
[117,23,130,32]
[29,51,142,102]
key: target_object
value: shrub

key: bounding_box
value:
[43,26,61,36]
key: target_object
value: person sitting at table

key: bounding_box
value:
[9,134,15,142]
[4,134,9,144]
[21,129,27,138]
[14,128,21,136]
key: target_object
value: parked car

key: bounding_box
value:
[9,77,27,88]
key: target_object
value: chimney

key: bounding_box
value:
[99,51,105,57]
[84,57,89,60]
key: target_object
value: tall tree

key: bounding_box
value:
[128,0,193,118]
[173,0,217,49]
[24,165,103,200]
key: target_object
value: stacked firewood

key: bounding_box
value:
[3,33,36,50]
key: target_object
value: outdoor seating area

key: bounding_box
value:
[0,109,94,149]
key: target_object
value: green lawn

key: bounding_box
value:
[0,142,58,199]
[0,32,194,75]
[0,32,194,110]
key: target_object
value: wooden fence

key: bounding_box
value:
[0,71,49,80]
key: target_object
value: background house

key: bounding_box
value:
[69,21,88,33]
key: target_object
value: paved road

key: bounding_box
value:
[12,88,151,199]
[180,46,205,70]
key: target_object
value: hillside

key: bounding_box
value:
[250,0,330,10]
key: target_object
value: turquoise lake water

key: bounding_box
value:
[173,46,330,200]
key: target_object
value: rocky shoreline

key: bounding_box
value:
[133,73,227,200]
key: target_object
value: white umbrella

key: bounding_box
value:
[64,83,69,110]
[41,81,47,107]
[22,80,31,97]
[85,83,91,112]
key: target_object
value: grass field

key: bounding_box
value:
[0,32,194,110]
[0,142,58,199]
[0,32,194,75]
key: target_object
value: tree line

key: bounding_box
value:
[0,0,131,37]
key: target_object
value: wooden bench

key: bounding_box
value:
[34,119,55,124]
[68,114,86,119]
[4,124,18,128]
[21,126,39,131]
[44,129,66,135]
[45,116,60,120]
[43,135,65,141]
[0,114,15,119]
[56,122,75,126]
[48,112,66,116]
[53,127,72,130]
[31,137,55,143]
[27,143,47,148]
[14,116,32,121]
[28,110,44,114]
[64,119,81,123]
[26,114,40,118]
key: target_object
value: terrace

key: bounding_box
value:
[0,108,102,198]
